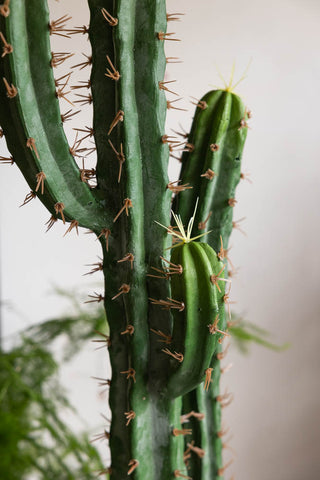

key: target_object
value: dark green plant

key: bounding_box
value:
[0,302,107,480]
[0,1,254,478]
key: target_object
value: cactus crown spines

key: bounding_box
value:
[156,199,212,248]
[0,1,251,478]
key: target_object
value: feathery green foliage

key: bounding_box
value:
[0,303,106,480]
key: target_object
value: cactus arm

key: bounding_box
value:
[200,93,248,251]
[174,89,248,479]
[173,90,224,223]
[0,61,58,217]
[134,0,173,391]
[0,0,111,230]
[174,90,248,252]
[166,242,225,399]
[0,2,58,216]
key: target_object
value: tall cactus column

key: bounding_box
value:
[89,1,153,477]
[133,2,184,475]
[89,1,177,478]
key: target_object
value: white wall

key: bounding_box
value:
[0,0,319,478]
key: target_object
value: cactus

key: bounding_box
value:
[0,1,250,479]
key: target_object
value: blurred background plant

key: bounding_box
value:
[0,292,108,480]
[229,316,289,355]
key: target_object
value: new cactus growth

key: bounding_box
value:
[0,1,250,478]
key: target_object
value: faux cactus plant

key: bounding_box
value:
[0,1,251,479]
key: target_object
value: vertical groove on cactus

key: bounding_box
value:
[170,397,189,477]
[88,0,117,201]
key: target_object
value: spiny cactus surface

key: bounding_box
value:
[0,1,250,478]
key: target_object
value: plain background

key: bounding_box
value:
[0,0,320,478]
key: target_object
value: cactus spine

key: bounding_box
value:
[0,1,250,479]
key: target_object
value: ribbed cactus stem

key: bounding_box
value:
[90,0,176,476]
[170,396,189,476]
